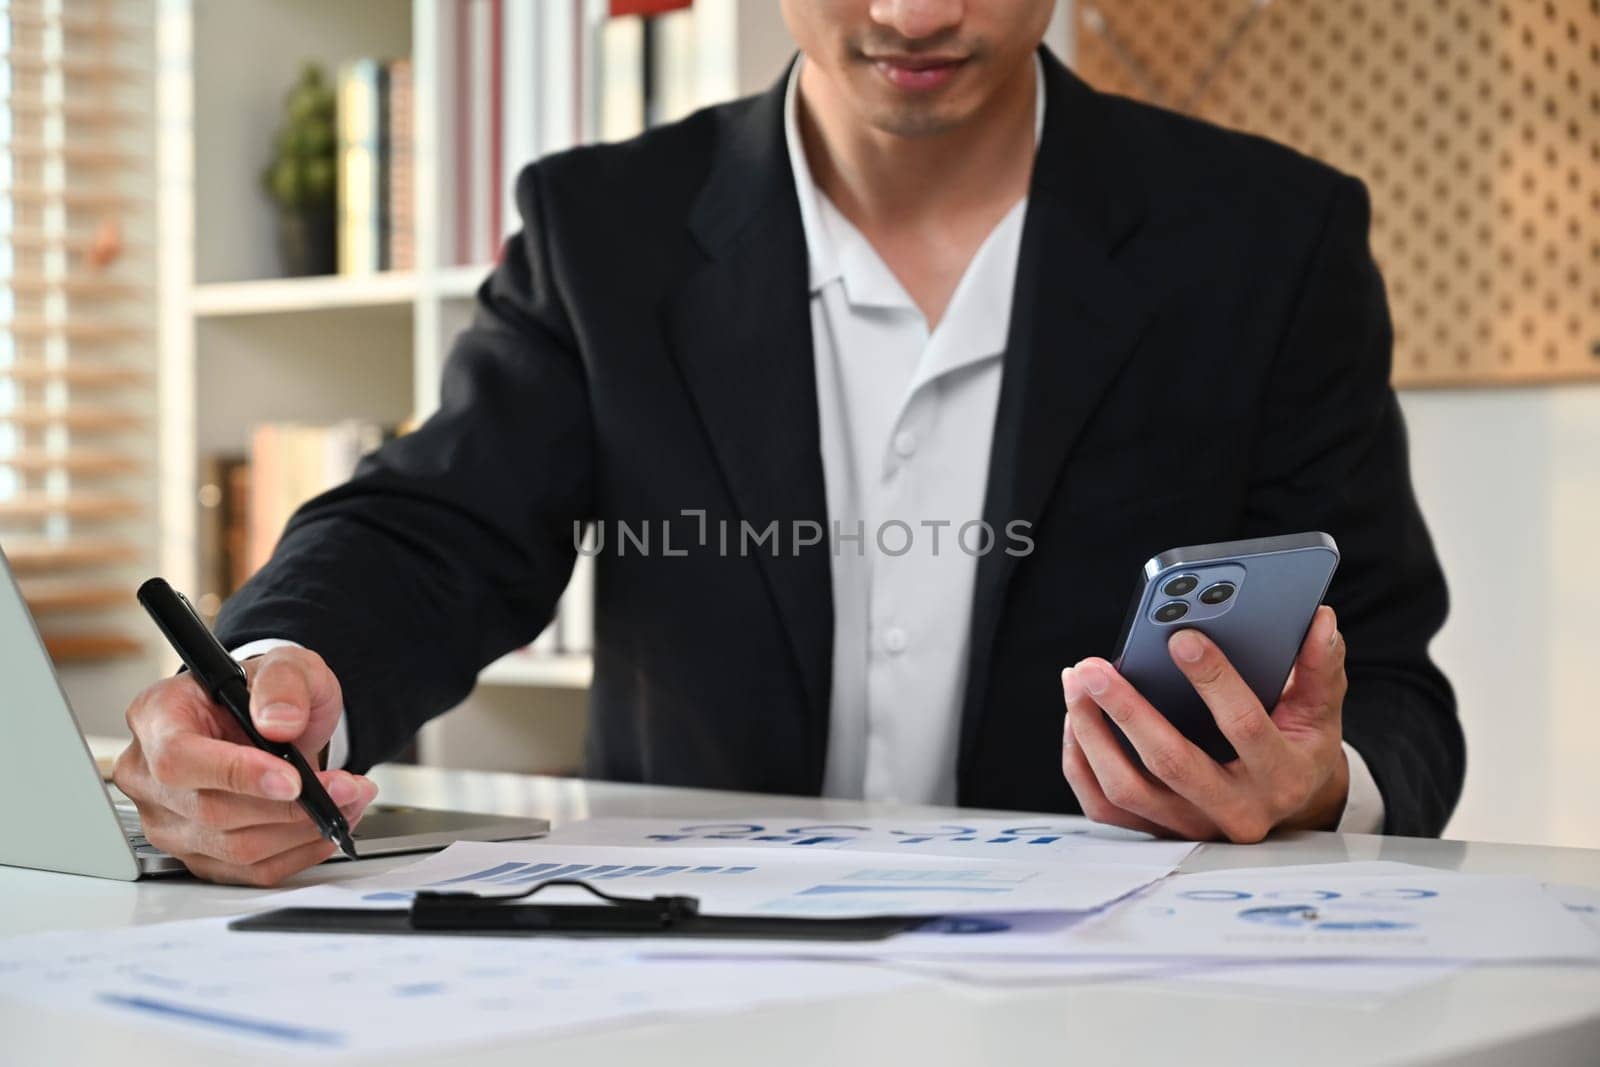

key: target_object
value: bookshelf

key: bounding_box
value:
[191,273,421,317]
[154,0,799,767]
[156,1,1068,769]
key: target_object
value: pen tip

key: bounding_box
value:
[334,830,359,861]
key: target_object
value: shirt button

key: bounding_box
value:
[884,627,908,654]
[893,431,918,458]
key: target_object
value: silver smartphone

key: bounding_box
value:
[1109,532,1340,764]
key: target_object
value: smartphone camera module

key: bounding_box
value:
[1199,582,1236,606]
[1162,574,1199,597]
[1153,601,1189,623]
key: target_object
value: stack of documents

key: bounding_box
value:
[2,816,1597,1057]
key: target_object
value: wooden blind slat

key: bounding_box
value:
[0,362,145,386]
[5,275,143,298]
[0,493,143,521]
[1,98,136,124]
[20,582,132,613]
[3,14,135,37]
[5,319,145,341]
[0,144,138,167]
[5,406,143,431]
[41,633,142,662]
[1,449,140,475]
[0,184,137,207]
[2,230,144,255]
[0,54,140,79]
[0,540,143,572]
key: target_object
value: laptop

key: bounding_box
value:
[0,546,547,880]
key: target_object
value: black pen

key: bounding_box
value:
[136,578,358,860]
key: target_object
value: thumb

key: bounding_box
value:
[245,648,341,751]
[1276,606,1347,729]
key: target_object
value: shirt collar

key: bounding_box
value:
[783,52,1045,302]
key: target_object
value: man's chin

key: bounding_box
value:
[865,103,968,139]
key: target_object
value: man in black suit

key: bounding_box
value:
[115,0,1462,885]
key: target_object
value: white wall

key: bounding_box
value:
[1401,386,1600,849]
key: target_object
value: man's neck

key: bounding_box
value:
[795,56,1038,235]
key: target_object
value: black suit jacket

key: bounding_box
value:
[218,51,1465,837]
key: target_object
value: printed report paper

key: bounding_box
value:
[315,839,1173,916]
[0,918,921,1057]
[536,815,1197,869]
[630,863,1600,968]
[1057,863,1600,962]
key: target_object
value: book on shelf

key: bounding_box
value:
[201,420,595,684]
[336,58,387,276]
[419,0,707,272]
[453,0,501,266]
[385,57,416,271]
[194,453,249,622]
[320,2,716,280]
[335,56,415,275]
[245,421,391,576]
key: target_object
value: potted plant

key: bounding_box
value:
[262,63,337,276]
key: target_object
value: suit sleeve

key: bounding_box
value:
[1242,175,1464,838]
[215,166,592,771]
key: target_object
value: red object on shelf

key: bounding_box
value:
[608,0,691,16]
[489,0,503,256]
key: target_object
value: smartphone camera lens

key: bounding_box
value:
[1153,601,1189,623]
[1162,575,1199,597]
[1199,582,1236,605]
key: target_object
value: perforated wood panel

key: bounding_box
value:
[1073,0,1600,388]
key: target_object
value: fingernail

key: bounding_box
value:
[357,775,379,804]
[262,769,298,800]
[1062,668,1084,702]
[326,774,358,805]
[256,702,301,728]
[1170,630,1205,663]
[1079,664,1108,695]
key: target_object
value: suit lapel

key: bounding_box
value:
[661,73,834,775]
[958,55,1160,787]
[656,55,1159,792]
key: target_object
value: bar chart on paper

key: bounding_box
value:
[361,859,762,901]
[0,919,917,1056]
[336,841,1173,915]
[538,816,1197,869]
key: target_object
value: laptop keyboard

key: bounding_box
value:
[113,801,165,856]
[113,799,400,857]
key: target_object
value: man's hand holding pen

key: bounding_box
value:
[113,645,376,886]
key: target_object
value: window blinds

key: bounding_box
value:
[0,0,151,663]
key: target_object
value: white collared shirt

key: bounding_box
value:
[783,58,1040,804]
[782,56,1385,828]
[239,56,1385,831]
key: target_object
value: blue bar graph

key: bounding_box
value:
[98,993,346,1046]
[590,865,658,880]
[798,884,1011,895]
[418,860,766,892]
[483,862,563,884]
[424,861,530,887]
[490,863,591,884]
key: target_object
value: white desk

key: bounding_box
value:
[3,762,1598,1066]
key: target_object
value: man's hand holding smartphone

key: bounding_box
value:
[1061,604,1351,842]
